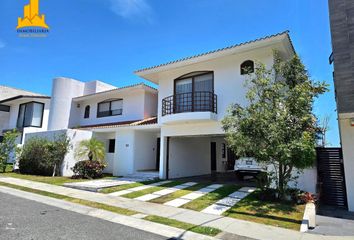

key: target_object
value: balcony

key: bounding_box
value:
[161,91,217,124]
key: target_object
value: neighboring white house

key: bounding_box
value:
[0,85,51,147]
[1,31,316,193]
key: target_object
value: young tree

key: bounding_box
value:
[75,138,106,163]
[49,134,71,176]
[0,130,19,172]
[222,54,327,199]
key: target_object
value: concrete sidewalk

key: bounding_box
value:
[0,177,348,240]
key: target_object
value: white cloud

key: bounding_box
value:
[0,40,5,49]
[109,0,154,23]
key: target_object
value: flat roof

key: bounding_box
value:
[0,95,51,104]
[73,83,157,102]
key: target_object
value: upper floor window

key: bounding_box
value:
[240,60,254,75]
[84,105,90,119]
[17,102,44,128]
[174,71,214,113]
[97,99,123,118]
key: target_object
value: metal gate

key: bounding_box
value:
[316,147,347,208]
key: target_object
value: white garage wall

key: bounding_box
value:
[169,137,211,178]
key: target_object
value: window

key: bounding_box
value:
[240,60,254,75]
[174,71,214,113]
[97,99,123,118]
[108,139,115,153]
[84,105,90,119]
[16,102,44,128]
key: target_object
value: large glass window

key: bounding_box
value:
[97,99,123,118]
[17,102,44,128]
[174,72,213,113]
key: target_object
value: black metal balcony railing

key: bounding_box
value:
[162,91,217,116]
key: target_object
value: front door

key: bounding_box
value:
[156,138,161,171]
[227,148,237,170]
[211,142,217,171]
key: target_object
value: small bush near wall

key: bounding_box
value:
[18,134,71,176]
[71,138,106,179]
[72,160,106,179]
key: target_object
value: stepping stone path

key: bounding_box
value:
[134,182,197,202]
[201,187,256,215]
[109,181,172,196]
[164,184,223,208]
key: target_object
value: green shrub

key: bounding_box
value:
[18,134,71,176]
[19,138,53,175]
[72,160,106,179]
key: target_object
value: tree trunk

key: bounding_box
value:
[52,164,56,177]
[278,163,285,200]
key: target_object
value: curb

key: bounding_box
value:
[300,202,316,232]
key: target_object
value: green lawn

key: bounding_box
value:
[182,184,240,211]
[100,180,160,194]
[150,183,209,204]
[144,215,221,237]
[122,181,184,199]
[0,164,112,186]
[224,191,305,230]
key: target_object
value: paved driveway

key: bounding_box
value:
[0,192,167,240]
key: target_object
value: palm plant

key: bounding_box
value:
[75,138,106,163]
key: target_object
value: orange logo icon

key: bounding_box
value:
[17,0,49,29]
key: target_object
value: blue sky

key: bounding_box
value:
[0,0,339,146]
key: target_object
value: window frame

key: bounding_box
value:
[84,105,90,119]
[97,99,123,118]
[174,71,214,96]
[16,101,45,129]
[240,60,255,75]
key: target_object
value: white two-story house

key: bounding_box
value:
[7,31,316,192]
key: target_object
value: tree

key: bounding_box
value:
[0,130,19,172]
[75,138,106,163]
[317,115,331,147]
[49,134,71,176]
[222,54,327,199]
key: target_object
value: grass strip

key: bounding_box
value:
[144,215,221,237]
[223,190,305,230]
[0,181,222,237]
[122,181,184,199]
[182,184,240,211]
[100,180,160,194]
[0,181,138,216]
[150,183,209,204]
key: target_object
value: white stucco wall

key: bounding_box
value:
[94,132,116,174]
[48,78,85,131]
[157,47,275,126]
[338,115,354,211]
[25,129,93,176]
[69,90,157,128]
[169,137,211,178]
[114,129,135,176]
[134,131,158,171]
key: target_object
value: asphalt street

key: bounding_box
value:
[0,192,170,240]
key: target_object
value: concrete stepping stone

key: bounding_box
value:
[134,182,197,202]
[109,181,171,196]
[201,187,256,215]
[164,184,223,208]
